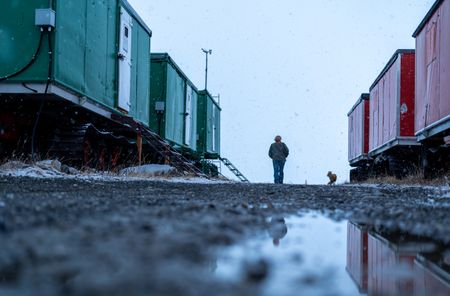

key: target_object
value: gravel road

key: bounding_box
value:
[0,176,448,295]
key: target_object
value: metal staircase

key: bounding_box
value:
[111,113,203,176]
[220,157,249,183]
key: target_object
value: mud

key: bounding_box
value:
[0,177,448,295]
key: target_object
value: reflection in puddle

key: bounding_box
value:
[215,213,450,296]
[215,213,360,296]
[267,216,288,246]
[347,222,449,296]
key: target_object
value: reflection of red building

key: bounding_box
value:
[368,233,418,295]
[414,255,450,296]
[346,222,450,296]
[346,222,368,293]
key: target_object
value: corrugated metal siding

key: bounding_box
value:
[197,91,221,158]
[150,55,199,151]
[414,259,450,296]
[135,26,151,125]
[85,0,110,104]
[1,0,152,124]
[0,0,50,82]
[149,61,167,136]
[214,103,221,155]
[348,113,353,161]
[196,92,207,155]
[368,234,397,295]
[368,234,417,296]
[53,0,117,108]
[415,0,450,136]
[202,92,221,156]
[369,52,415,153]
[439,1,450,124]
[364,100,370,153]
[130,23,138,121]
[165,64,185,145]
[54,0,152,119]
[348,96,369,163]
[346,222,368,292]
[348,104,358,162]
[129,24,150,125]
[369,88,379,151]
[206,99,213,152]
[186,85,198,151]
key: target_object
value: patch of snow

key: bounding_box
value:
[0,160,67,178]
[119,164,175,177]
[36,159,62,172]
[0,160,229,183]
[163,177,233,184]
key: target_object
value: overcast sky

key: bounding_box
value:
[129,0,435,184]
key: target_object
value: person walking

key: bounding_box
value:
[268,135,289,184]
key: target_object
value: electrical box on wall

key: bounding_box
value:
[155,101,165,113]
[35,9,56,28]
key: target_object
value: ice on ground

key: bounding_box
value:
[119,164,175,177]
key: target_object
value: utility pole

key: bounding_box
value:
[201,48,212,90]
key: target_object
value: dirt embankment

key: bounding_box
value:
[0,177,448,295]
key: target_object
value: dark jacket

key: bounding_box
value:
[268,142,289,161]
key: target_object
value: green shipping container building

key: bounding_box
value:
[150,53,198,154]
[0,0,152,126]
[197,90,221,159]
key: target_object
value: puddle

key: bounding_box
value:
[214,213,450,296]
[215,213,359,295]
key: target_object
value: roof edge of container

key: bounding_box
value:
[369,49,415,91]
[151,53,200,92]
[120,0,152,37]
[347,93,370,116]
[199,90,222,110]
[412,0,444,37]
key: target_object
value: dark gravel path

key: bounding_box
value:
[0,176,448,295]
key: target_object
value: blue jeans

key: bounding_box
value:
[273,160,286,184]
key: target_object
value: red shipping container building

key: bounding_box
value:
[368,50,419,157]
[348,94,370,166]
[413,0,450,143]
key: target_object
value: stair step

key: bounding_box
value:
[220,157,249,183]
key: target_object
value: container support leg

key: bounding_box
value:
[137,134,142,166]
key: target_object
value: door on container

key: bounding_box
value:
[184,84,193,146]
[214,107,220,154]
[424,16,439,127]
[206,100,213,151]
[118,7,133,112]
[372,88,379,150]
[212,104,216,152]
